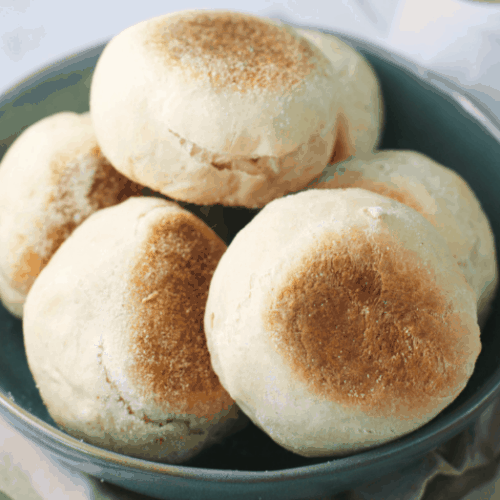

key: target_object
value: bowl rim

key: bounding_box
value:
[1,27,499,483]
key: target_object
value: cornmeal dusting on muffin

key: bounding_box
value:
[147,11,318,92]
[264,228,465,419]
[10,249,43,292]
[11,147,142,294]
[128,212,233,419]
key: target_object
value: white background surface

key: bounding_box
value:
[0,0,500,111]
[1,1,500,499]
[2,0,500,119]
[0,0,395,96]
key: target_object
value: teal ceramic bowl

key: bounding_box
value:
[0,30,499,500]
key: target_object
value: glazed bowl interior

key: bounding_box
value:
[0,28,499,500]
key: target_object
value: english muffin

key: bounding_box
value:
[24,196,247,463]
[90,10,340,207]
[205,188,481,457]
[0,111,143,318]
[297,28,383,164]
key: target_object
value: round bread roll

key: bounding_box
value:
[309,150,498,326]
[297,29,383,164]
[205,188,481,457]
[90,10,340,208]
[0,111,143,318]
[23,196,247,463]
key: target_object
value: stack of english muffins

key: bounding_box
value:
[0,9,497,463]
